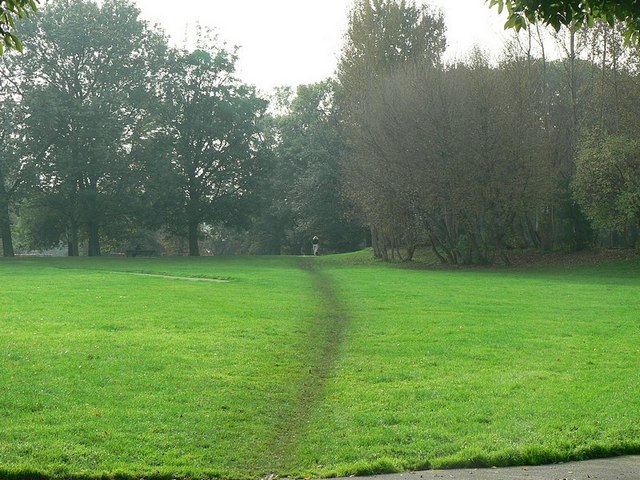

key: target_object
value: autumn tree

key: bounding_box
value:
[337,0,446,259]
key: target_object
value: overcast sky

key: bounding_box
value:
[132,0,509,93]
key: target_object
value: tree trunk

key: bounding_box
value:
[370,225,382,258]
[611,28,620,133]
[1,200,14,257]
[0,181,14,257]
[429,234,448,264]
[600,27,607,130]
[87,221,101,256]
[568,25,578,174]
[68,221,80,256]
[405,244,415,262]
[188,221,200,256]
[85,179,101,256]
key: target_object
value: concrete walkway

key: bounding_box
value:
[348,456,640,480]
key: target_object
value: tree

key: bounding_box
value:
[354,50,554,264]
[336,0,446,260]
[0,50,36,256]
[0,0,38,54]
[344,62,448,261]
[0,95,29,256]
[17,0,166,255]
[450,51,553,262]
[490,0,640,43]
[254,81,363,255]
[573,132,640,240]
[147,39,267,256]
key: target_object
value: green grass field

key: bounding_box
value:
[1,253,639,479]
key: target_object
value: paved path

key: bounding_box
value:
[346,456,640,480]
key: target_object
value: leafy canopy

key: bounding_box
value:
[489,0,640,43]
[0,0,39,54]
[573,133,640,233]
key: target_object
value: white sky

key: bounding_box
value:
[132,0,510,93]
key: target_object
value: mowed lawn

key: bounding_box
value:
[1,255,639,479]
[0,257,322,479]
[296,257,640,476]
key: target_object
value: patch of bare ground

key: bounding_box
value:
[110,271,229,282]
[124,272,228,282]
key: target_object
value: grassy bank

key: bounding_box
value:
[1,254,639,478]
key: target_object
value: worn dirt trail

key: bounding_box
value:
[266,258,351,472]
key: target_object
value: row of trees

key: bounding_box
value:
[1,0,266,256]
[1,0,362,257]
[334,0,640,263]
[1,0,639,261]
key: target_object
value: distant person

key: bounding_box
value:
[312,235,319,256]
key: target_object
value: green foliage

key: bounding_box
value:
[16,0,167,255]
[573,132,640,236]
[339,0,446,75]
[489,0,640,43]
[556,177,596,252]
[13,195,67,250]
[3,0,269,257]
[337,0,446,117]
[144,31,268,256]
[252,80,363,255]
[0,0,38,54]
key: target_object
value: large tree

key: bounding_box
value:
[351,50,554,264]
[17,0,165,255]
[146,40,267,256]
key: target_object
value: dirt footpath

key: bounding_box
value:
[347,456,640,480]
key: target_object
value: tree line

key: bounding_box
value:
[1,0,639,261]
[336,0,640,263]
